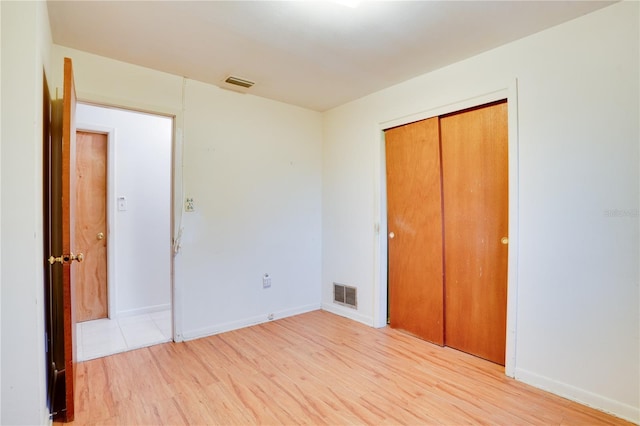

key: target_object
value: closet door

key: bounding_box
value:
[440,101,509,365]
[386,117,444,345]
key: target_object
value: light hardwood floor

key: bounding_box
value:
[66,310,631,425]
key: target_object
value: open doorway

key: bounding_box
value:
[74,103,173,361]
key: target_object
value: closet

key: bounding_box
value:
[386,100,508,365]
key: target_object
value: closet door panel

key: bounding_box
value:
[440,101,509,365]
[386,117,444,345]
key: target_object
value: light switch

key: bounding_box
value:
[117,196,127,211]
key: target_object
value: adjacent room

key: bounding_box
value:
[74,103,173,361]
[1,1,638,425]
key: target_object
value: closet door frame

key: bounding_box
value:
[374,81,520,377]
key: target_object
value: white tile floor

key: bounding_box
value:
[76,310,172,362]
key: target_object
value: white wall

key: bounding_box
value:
[76,104,172,317]
[0,1,52,424]
[0,3,3,417]
[0,2,3,419]
[178,79,322,338]
[322,1,638,422]
[51,45,323,343]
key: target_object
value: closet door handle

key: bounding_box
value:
[389,232,395,239]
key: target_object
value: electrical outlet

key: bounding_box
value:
[263,273,271,289]
[185,197,194,212]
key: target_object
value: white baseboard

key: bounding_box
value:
[181,303,321,341]
[45,406,53,426]
[515,367,639,424]
[321,302,374,326]
[116,303,171,318]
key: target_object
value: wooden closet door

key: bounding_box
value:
[386,117,444,345]
[440,101,509,365]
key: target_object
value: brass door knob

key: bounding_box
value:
[65,252,84,263]
[47,252,84,264]
[501,237,509,245]
[389,232,395,239]
[97,232,104,240]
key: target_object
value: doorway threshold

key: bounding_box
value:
[76,310,171,361]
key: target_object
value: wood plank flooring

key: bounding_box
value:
[65,310,631,425]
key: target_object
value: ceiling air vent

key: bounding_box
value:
[224,75,255,89]
[333,283,357,309]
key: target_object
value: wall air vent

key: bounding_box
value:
[333,283,357,309]
[224,75,255,89]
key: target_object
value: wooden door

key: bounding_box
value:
[386,117,445,345]
[75,131,108,322]
[43,71,65,417]
[440,101,509,365]
[46,57,79,422]
[61,56,79,422]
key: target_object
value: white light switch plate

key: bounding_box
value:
[117,196,127,211]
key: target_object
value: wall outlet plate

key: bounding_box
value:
[185,197,194,212]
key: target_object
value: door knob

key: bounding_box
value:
[97,232,104,240]
[47,252,84,265]
[501,237,509,245]
[389,232,395,239]
[64,252,84,263]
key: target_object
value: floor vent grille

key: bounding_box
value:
[333,283,357,309]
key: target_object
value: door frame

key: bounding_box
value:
[75,123,116,319]
[72,93,182,340]
[374,80,520,377]
[74,99,179,342]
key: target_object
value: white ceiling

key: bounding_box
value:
[47,1,615,111]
